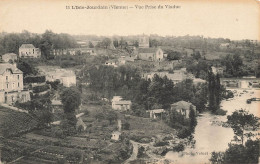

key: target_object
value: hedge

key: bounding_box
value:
[24,76,46,83]
[32,84,50,93]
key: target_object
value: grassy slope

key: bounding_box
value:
[0,106,38,137]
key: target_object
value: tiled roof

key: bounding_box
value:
[2,53,17,57]
[113,100,131,105]
[20,44,35,49]
[0,63,22,75]
[171,101,195,111]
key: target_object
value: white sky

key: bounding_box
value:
[0,0,259,40]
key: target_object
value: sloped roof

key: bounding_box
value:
[171,101,195,111]
[2,53,17,57]
[113,100,131,105]
[139,48,161,53]
[20,44,35,49]
[0,63,22,75]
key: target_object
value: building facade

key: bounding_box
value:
[111,96,131,111]
[138,47,164,61]
[171,101,197,119]
[0,63,30,104]
[19,44,41,58]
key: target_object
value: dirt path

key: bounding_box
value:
[123,140,139,164]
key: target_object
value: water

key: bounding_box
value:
[165,89,260,164]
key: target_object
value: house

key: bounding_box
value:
[51,99,62,113]
[147,109,165,119]
[0,63,30,104]
[138,47,164,61]
[111,131,121,141]
[76,118,87,131]
[142,69,188,84]
[112,96,131,111]
[1,53,18,63]
[19,44,41,58]
[38,67,76,87]
[171,101,196,119]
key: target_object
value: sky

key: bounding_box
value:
[0,0,259,40]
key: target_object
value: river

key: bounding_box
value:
[165,89,260,163]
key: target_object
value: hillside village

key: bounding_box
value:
[0,31,259,164]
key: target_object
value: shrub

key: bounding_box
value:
[173,143,185,152]
[24,76,46,83]
[137,146,145,158]
[32,84,50,93]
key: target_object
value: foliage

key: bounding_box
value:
[107,110,118,125]
[17,59,38,77]
[137,146,145,158]
[227,109,259,145]
[24,76,46,83]
[65,150,82,162]
[60,87,81,113]
[177,127,192,139]
[172,143,185,152]
[189,106,197,133]
[166,50,182,60]
[32,84,50,93]
[46,80,60,90]
[210,139,260,164]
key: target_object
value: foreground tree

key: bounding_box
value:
[227,109,259,145]
[210,139,260,164]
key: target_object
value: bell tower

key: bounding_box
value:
[139,34,149,48]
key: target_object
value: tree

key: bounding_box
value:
[210,139,260,164]
[227,109,259,145]
[107,110,118,125]
[102,38,112,49]
[189,106,197,133]
[60,87,81,113]
[88,41,94,48]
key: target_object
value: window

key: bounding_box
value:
[18,82,20,87]
[33,49,35,54]
[6,76,8,81]
[17,75,19,80]
[7,84,8,88]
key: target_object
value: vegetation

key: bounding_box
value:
[227,109,259,145]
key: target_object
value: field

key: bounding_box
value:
[0,106,38,137]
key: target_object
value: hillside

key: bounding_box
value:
[0,106,38,137]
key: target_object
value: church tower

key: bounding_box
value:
[139,34,149,48]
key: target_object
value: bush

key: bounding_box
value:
[32,84,50,93]
[137,146,145,158]
[24,76,46,83]
[214,109,227,116]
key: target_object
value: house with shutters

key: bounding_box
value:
[0,63,30,104]
[19,44,41,58]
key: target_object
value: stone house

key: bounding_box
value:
[0,63,30,104]
[138,47,164,61]
[170,101,196,119]
[19,44,41,58]
[111,96,131,111]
